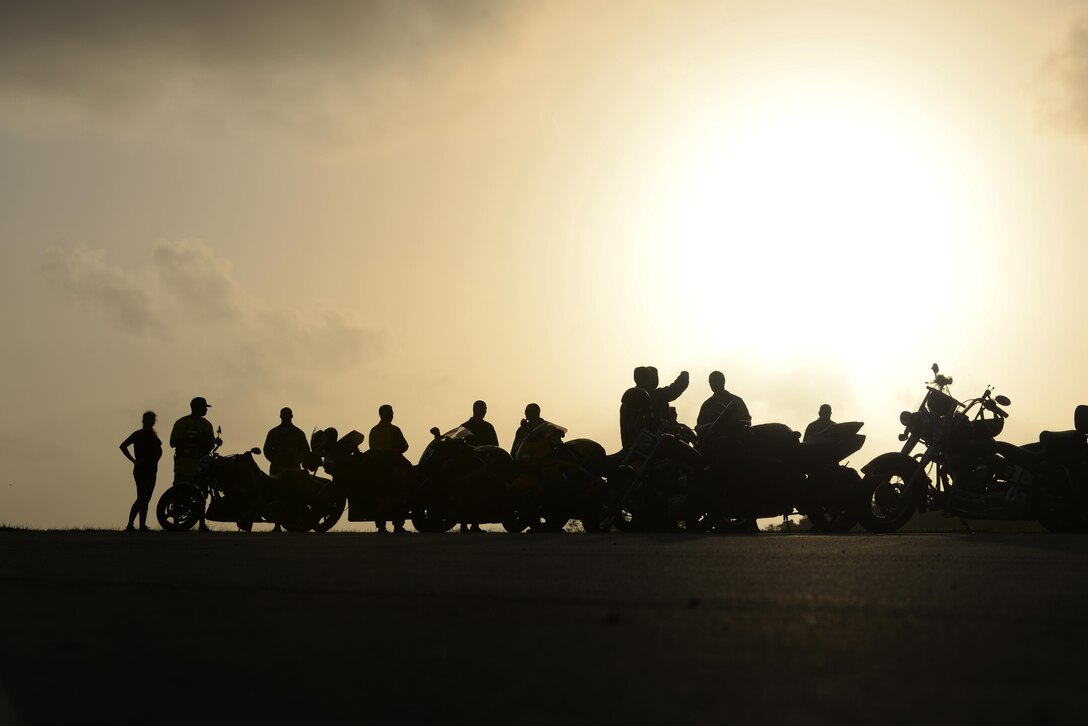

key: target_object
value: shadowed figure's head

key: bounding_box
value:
[708,370,725,394]
[190,397,210,417]
[378,404,394,423]
[473,400,487,419]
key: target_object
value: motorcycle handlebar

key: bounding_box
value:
[982,397,1009,419]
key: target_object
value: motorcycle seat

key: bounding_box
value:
[993,441,1046,467]
[1039,430,1088,460]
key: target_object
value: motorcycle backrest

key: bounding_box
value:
[338,429,365,451]
[1076,405,1088,436]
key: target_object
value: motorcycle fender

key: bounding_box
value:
[861,452,927,483]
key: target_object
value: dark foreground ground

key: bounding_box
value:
[1,531,1086,726]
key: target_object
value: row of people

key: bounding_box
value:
[119,372,838,531]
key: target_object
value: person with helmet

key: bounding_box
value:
[619,370,654,451]
[169,396,219,532]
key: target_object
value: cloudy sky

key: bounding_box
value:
[3,0,1088,528]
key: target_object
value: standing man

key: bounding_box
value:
[458,400,497,533]
[803,404,836,444]
[264,406,310,475]
[119,410,162,531]
[369,404,409,533]
[461,400,499,447]
[170,396,219,532]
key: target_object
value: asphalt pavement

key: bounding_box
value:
[1,530,1085,725]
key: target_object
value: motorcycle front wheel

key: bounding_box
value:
[156,485,205,531]
[313,495,346,533]
[857,468,918,533]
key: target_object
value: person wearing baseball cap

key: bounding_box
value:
[169,396,219,531]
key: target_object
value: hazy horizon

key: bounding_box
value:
[3,0,1088,528]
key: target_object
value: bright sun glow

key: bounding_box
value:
[636,91,980,369]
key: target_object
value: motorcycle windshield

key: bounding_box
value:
[532,421,568,439]
[441,426,475,441]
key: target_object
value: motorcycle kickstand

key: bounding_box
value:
[959,517,975,534]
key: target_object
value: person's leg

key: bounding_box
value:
[135,469,155,529]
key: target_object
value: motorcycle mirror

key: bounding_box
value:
[217,426,222,435]
[995,395,1011,406]
[250,447,261,455]
[430,427,441,439]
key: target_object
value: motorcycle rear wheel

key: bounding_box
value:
[156,485,205,531]
[857,468,918,533]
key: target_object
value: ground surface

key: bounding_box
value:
[1,530,1085,725]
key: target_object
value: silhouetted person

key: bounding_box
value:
[370,404,409,533]
[803,404,836,444]
[264,407,310,475]
[644,366,689,424]
[512,403,543,458]
[119,410,162,531]
[170,396,218,532]
[620,368,654,451]
[461,400,499,447]
[696,371,751,430]
[459,400,497,533]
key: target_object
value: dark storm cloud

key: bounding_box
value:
[1039,13,1088,138]
[0,0,504,122]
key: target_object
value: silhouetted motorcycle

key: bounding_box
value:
[857,366,1088,532]
[692,419,867,533]
[312,428,417,529]
[600,415,704,532]
[508,420,610,533]
[410,426,519,533]
[156,436,344,532]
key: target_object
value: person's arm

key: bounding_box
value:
[661,371,690,403]
[396,428,409,454]
[263,430,276,464]
[119,432,137,464]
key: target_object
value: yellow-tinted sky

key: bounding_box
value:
[3,0,1088,528]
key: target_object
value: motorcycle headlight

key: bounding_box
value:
[899,410,913,427]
